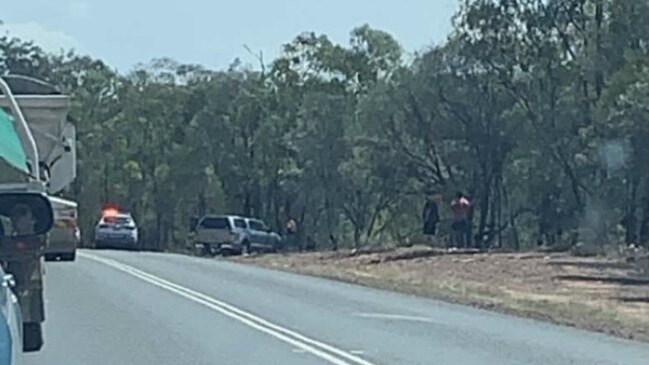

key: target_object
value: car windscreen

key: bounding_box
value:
[199,217,231,229]
[104,216,131,225]
[248,220,265,231]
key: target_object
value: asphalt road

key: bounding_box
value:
[23,249,647,365]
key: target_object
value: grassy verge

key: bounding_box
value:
[232,248,649,342]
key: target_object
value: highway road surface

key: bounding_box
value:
[24,250,647,365]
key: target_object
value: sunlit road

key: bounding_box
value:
[23,250,647,365]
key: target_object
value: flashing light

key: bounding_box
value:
[102,208,119,217]
[101,203,121,217]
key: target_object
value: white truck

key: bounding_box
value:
[0,74,76,352]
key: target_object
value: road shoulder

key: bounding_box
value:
[231,246,649,343]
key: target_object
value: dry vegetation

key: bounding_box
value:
[233,246,649,342]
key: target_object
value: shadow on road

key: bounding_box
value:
[555,274,649,286]
[548,260,634,270]
[614,296,649,303]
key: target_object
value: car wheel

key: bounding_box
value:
[196,244,209,257]
[23,322,43,352]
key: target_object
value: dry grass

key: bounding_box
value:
[232,246,649,342]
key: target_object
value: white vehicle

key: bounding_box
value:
[192,215,250,256]
[243,217,283,253]
[43,196,79,261]
[0,266,22,365]
[94,210,138,250]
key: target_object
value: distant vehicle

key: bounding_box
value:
[192,215,250,256]
[191,215,282,256]
[0,266,22,364]
[43,196,79,261]
[94,209,138,250]
[243,218,282,253]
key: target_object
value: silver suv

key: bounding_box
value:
[192,215,282,256]
[244,217,282,253]
[192,215,249,256]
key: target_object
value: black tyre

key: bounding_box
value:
[23,322,43,352]
[62,252,76,261]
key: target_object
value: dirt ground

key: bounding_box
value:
[232,246,649,342]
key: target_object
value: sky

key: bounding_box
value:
[1,0,459,73]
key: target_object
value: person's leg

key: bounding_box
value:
[450,221,460,248]
[460,220,467,248]
[463,220,470,248]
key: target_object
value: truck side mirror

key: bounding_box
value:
[0,191,54,237]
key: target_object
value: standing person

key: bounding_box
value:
[285,218,298,251]
[422,192,440,243]
[450,192,471,248]
[466,194,475,248]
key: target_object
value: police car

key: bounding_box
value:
[94,205,138,250]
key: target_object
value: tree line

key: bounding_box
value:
[0,0,647,252]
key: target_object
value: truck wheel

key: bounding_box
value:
[23,322,43,352]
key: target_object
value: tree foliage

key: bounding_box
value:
[1,1,647,251]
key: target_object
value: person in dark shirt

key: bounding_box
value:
[422,192,441,237]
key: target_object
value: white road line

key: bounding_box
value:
[80,252,375,365]
[352,312,434,323]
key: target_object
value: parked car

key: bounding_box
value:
[192,215,250,256]
[0,266,22,364]
[94,211,138,250]
[243,218,282,253]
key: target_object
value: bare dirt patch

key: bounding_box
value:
[232,246,649,342]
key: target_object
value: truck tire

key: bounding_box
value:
[23,322,43,352]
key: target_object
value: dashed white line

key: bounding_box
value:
[80,252,375,365]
